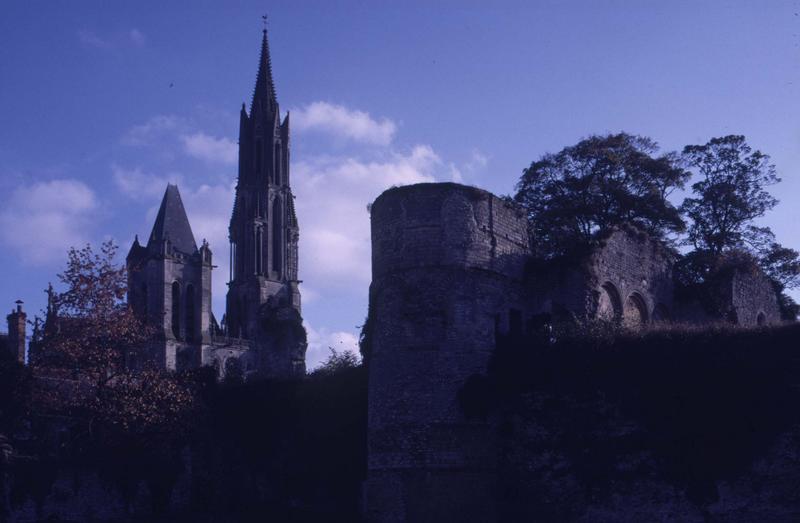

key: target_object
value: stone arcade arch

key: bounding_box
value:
[171,281,181,340]
[597,282,623,321]
[224,357,243,381]
[624,292,649,325]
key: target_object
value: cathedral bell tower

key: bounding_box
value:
[225,27,305,377]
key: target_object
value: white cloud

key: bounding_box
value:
[0,179,97,265]
[112,164,182,201]
[78,28,147,49]
[447,150,489,184]
[299,285,320,304]
[304,321,360,370]
[448,163,464,183]
[294,145,441,286]
[292,102,396,146]
[122,115,183,146]
[123,118,237,165]
[466,149,489,172]
[181,133,238,165]
[129,29,146,47]
[78,30,110,49]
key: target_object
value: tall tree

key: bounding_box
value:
[514,133,689,258]
[679,135,799,319]
[680,135,779,254]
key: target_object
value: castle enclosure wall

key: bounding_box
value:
[365,183,529,522]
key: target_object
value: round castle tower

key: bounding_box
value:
[365,183,530,521]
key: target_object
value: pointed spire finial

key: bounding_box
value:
[262,14,268,33]
[252,21,277,112]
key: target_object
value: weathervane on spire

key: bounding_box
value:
[262,14,268,33]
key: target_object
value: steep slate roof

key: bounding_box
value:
[147,184,197,255]
[251,29,278,113]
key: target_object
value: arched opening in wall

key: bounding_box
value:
[255,227,263,274]
[241,299,249,339]
[227,300,237,338]
[140,283,148,321]
[274,143,281,184]
[597,282,623,321]
[255,138,263,175]
[171,281,181,340]
[757,311,766,326]
[224,357,243,382]
[727,309,739,325]
[185,284,196,342]
[176,347,192,373]
[272,199,282,275]
[652,303,671,324]
[624,292,649,326]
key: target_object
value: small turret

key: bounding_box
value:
[6,300,26,364]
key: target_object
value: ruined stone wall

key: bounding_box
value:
[730,268,782,326]
[586,229,675,324]
[529,228,675,325]
[365,183,529,522]
[673,263,783,327]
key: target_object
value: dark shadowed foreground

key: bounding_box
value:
[3,324,800,521]
[0,359,366,522]
[459,322,800,522]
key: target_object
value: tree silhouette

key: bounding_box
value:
[514,133,688,258]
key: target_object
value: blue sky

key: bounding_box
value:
[1,1,799,367]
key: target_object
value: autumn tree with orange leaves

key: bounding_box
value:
[31,240,194,438]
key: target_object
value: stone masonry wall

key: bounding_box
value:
[730,268,781,327]
[528,228,675,325]
[365,183,529,522]
[586,228,675,323]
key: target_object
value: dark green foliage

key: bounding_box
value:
[188,364,367,522]
[760,242,800,290]
[359,302,375,365]
[462,323,800,510]
[679,135,799,317]
[681,135,779,255]
[513,133,688,258]
[3,363,366,520]
[673,248,770,318]
[0,361,32,518]
[313,348,361,377]
[0,360,32,436]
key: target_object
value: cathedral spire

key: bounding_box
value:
[251,26,277,114]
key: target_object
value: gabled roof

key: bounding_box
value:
[148,184,197,255]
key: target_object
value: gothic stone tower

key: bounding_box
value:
[127,184,214,372]
[225,29,306,378]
